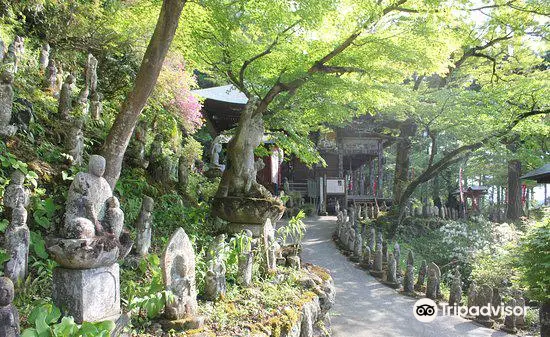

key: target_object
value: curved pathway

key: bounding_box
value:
[300,216,511,337]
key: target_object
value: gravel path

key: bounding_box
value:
[300,216,511,337]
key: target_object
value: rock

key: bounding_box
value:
[162,228,198,320]
[52,264,121,323]
[0,277,19,337]
[0,69,17,137]
[134,196,154,257]
[3,205,30,285]
[475,285,494,327]
[300,297,320,337]
[204,234,227,301]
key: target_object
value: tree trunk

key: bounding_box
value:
[216,100,273,199]
[392,120,417,205]
[101,0,187,188]
[506,159,522,220]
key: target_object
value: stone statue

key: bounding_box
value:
[85,54,98,97]
[0,277,19,337]
[39,43,50,71]
[371,245,383,278]
[502,298,517,333]
[65,116,84,166]
[467,282,477,310]
[491,288,502,319]
[210,138,223,167]
[3,205,30,286]
[369,226,375,252]
[162,228,198,320]
[414,260,427,292]
[90,92,102,121]
[403,251,415,293]
[348,227,356,252]
[237,230,254,287]
[283,177,290,193]
[3,171,30,212]
[426,262,441,299]
[58,74,75,120]
[0,69,17,137]
[204,234,227,301]
[476,285,494,327]
[514,290,526,327]
[394,242,401,275]
[361,245,371,269]
[385,253,398,287]
[134,196,154,257]
[263,219,278,273]
[43,57,57,93]
[103,196,124,238]
[128,120,149,169]
[353,229,362,259]
[0,36,4,62]
[449,267,462,307]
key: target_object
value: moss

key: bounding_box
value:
[308,265,332,282]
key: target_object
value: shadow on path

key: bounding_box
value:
[300,216,511,337]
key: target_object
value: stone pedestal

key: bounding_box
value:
[52,264,120,323]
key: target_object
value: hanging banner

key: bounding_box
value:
[459,167,464,204]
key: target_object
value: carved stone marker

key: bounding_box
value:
[161,228,198,321]
[134,196,154,257]
[205,235,227,301]
[0,277,19,337]
[414,260,427,292]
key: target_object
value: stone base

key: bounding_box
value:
[159,316,205,331]
[382,281,400,289]
[369,270,384,278]
[52,264,121,323]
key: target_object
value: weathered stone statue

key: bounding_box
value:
[467,282,477,311]
[148,134,171,183]
[65,116,84,166]
[491,288,502,320]
[3,171,30,212]
[0,36,5,62]
[43,57,57,93]
[347,226,356,253]
[334,200,340,214]
[353,229,362,259]
[263,219,278,273]
[502,298,517,333]
[90,92,102,120]
[394,242,401,275]
[0,277,19,337]
[178,155,189,192]
[204,234,227,301]
[414,260,427,292]
[449,267,462,307]
[85,54,98,97]
[382,241,388,264]
[39,43,50,71]
[3,205,30,286]
[514,290,526,328]
[162,228,198,321]
[426,262,441,299]
[403,251,415,294]
[370,245,383,278]
[58,74,75,120]
[134,196,154,257]
[47,155,131,323]
[0,69,17,137]
[369,226,375,252]
[385,253,399,288]
[127,120,149,169]
[475,285,494,327]
[361,245,371,269]
[237,230,254,287]
[211,139,223,167]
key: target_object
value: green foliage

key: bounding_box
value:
[516,220,550,302]
[122,255,173,325]
[277,210,306,245]
[21,302,114,337]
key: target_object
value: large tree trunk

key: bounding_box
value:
[506,159,522,220]
[216,100,273,199]
[101,0,187,188]
[392,120,417,205]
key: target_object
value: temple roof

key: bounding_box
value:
[520,163,550,184]
[192,85,248,105]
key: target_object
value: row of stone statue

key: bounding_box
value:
[335,209,526,333]
[407,204,460,220]
[334,200,389,221]
[0,35,24,137]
